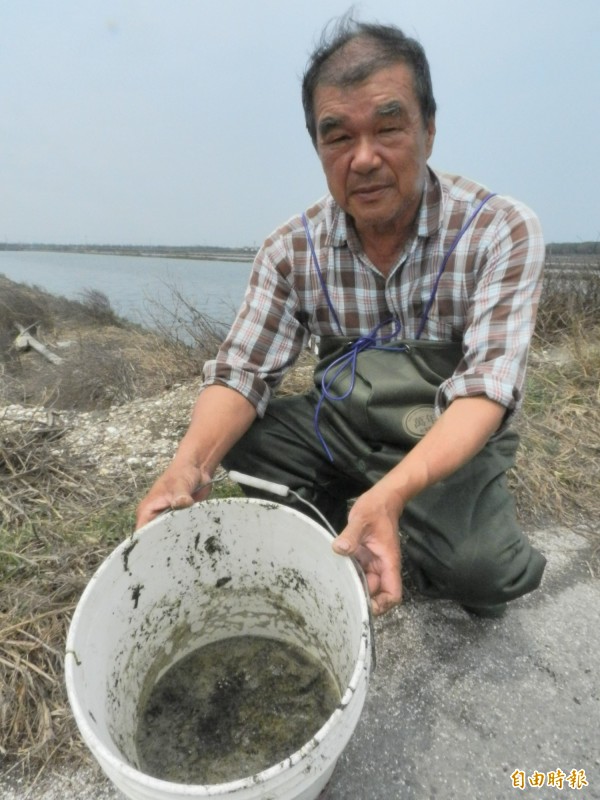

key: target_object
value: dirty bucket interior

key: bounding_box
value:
[65,498,371,800]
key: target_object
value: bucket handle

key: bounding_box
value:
[227,470,377,670]
[228,471,335,533]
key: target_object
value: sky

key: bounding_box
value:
[1,0,598,247]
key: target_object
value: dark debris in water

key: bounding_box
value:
[135,635,340,785]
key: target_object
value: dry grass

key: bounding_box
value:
[511,271,600,537]
[0,516,132,776]
[48,327,203,410]
[1,566,84,773]
[0,416,99,527]
[0,413,136,771]
[0,491,141,773]
[142,281,231,357]
[0,269,598,776]
[513,326,600,535]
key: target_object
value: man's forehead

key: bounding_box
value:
[314,65,417,120]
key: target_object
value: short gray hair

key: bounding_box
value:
[301,14,437,146]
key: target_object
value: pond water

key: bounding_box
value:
[0,250,252,328]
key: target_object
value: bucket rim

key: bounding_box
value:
[67,633,368,796]
[65,497,370,650]
[65,497,371,795]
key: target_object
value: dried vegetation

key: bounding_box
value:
[512,270,600,534]
[0,267,598,777]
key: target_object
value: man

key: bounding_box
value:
[136,17,546,618]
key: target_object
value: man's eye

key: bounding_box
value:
[328,134,350,144]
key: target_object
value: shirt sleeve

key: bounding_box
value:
[201,234,308,417]
[436,198,545,424]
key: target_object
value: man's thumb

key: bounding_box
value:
[332,520,362,556]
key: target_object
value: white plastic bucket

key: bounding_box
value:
[65,498,372,800]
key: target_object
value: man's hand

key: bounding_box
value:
[135,385,258,530]
[332,485,403,616]
[135,463,213,529]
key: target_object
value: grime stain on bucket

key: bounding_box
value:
[130,583,143,609]
[135,635,341,785]
[122,539,138,574]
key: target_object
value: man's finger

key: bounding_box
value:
[135,495,170,529]
[171,493,194,509]
[372,586,402,616]
[331,517,365,556]
[136,481,196,529]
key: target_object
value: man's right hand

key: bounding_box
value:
[135,385,258,530]
[135,463,212,529]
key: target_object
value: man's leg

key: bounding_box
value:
[395,430,547,609]
[222,393,366,532]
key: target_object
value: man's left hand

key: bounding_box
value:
[332,486,403,616]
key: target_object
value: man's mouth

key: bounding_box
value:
[351,184,389,199]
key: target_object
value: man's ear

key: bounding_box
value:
[426,116,436,158]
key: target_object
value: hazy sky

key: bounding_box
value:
[2,0,598,247]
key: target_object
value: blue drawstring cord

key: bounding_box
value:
[314,318,406,461]
[415,192,496,339]
[302,213,344,335]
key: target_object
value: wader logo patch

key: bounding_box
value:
[403,405,436,438]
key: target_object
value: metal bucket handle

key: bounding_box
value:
[227,470,377,669]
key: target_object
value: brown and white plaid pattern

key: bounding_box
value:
[203,168,544,421]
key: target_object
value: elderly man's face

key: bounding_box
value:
[314,62,435,242]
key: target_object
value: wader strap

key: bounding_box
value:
[415,192,496,338]
[301,213,343,335]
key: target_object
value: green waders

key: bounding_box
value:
[223,336,546,609]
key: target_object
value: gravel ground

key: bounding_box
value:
[1,765,119,800]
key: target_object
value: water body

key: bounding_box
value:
[0,250,252,327]
[135,635,340,785]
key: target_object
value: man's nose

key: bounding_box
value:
[351,136,382,172]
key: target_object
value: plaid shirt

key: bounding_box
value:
[203,168,544,421]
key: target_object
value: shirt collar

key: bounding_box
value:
[417,167,443,238]
[327,201,350,249]
[326,166,443,249]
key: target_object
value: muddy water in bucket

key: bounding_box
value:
[136,635,341,784]
[65,499,371,800]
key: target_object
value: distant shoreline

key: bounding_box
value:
[1,242,598,270]
[0,243,257,263]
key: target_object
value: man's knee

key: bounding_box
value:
[405,533,546,605]
[444,536,546,605]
